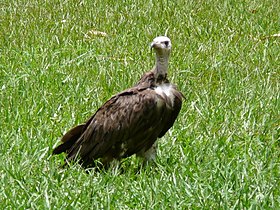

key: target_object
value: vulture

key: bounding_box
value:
[53,36,184,169]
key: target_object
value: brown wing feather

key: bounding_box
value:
[66,88,167,166]
[158,88,184,137]
[53,124,85,154]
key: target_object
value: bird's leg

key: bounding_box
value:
[137,142,158,164]
[100,157,123,174]
[108,159,122,175]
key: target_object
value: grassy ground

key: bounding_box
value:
[1,0,279,209]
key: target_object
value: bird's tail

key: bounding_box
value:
[53,124,85,155]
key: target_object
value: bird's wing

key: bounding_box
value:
[158,89,184,138]
[67,87,166,165]
[53,124,86,155]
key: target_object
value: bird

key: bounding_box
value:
[53,36,184,169]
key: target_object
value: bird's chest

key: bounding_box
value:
[154,84,176,108]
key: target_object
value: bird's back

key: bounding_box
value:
[53,71,183,168]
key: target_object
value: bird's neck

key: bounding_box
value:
[154,55,169,80]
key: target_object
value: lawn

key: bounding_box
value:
[0,0,279,209]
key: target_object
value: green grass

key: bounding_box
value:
[1,0,279,208]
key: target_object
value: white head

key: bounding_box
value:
[150,36,172,77]
[150,36,172,52]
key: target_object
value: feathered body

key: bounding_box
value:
[53,36,184,168]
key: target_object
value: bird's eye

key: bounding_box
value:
[163,41,169,46]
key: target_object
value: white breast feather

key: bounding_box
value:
[155,84,175,107]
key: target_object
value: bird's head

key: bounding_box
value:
[150,36,172,55]
[150,36,172,77]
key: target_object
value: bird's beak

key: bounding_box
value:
[151,41,161,51]
[150,41,155,53]
[150,41,155,50]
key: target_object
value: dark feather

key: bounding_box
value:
[67,87,169,166]
[52,124,85,154]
